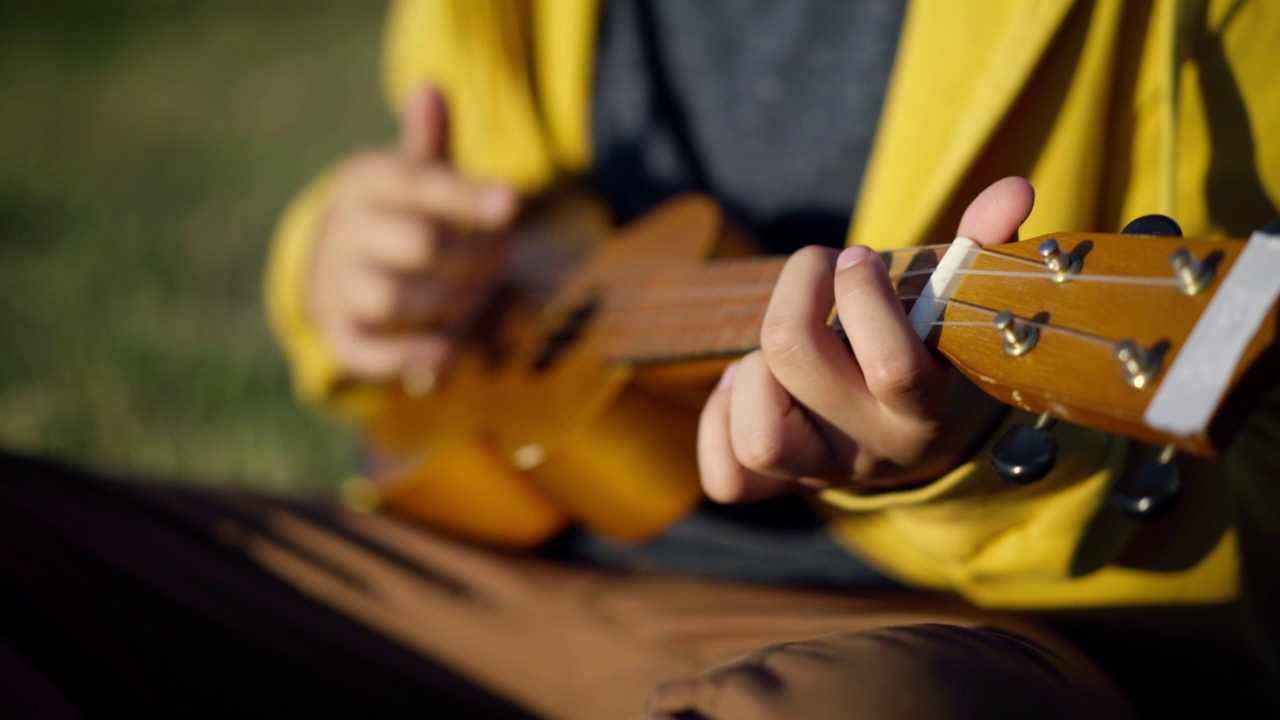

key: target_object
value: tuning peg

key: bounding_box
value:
[1114,339,1162,389]
[1169,247,1214,295]
[991,413,1058,484]
[1114,445,1180,519]
[1037,238,1081,280]
[1121,214,1183,237]
[993,310,1038,356]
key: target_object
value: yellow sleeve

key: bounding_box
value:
[821,411,1244,610]
[263,173,390,420]
[824,0,1280,612]
[819,412,1126,579]
[266,0,569,418]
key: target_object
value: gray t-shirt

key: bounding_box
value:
[591,0,906,253]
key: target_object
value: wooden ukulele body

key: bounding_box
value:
[365,194,733,546]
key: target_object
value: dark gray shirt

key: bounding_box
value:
[591,0,906,253]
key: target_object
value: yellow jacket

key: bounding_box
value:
[265,0,1280,614]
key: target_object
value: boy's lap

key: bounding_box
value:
[0,451,1128,718]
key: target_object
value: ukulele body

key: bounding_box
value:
[365,193,732,547]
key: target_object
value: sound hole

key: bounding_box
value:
[533,296,599,371]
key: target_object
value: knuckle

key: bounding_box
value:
[396,224,440,270]
[734,423,788,473]
[758,313,809,369]
[416,166,461,203]
[865,353,927,401]
[354,276,402,325]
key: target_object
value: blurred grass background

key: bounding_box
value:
[0,2,395,494]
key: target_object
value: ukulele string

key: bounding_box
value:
[596,280,1131,361]
[596,248,1180,315]
[508,245,950,312]
[921,297,1122,349]
[935,268,1181,286]
[517,242,1184,360]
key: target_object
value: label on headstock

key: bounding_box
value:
[1144,232,1280,436]
[909,237,978,340]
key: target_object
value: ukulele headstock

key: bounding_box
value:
[915,230,1280,458]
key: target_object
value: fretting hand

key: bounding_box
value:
[697,177,1036,500]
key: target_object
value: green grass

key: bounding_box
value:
[0,3,395,494]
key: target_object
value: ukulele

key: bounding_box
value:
[362,193,1280,547]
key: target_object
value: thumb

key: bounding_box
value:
[956,176,1035,247]
[401,83,450,163]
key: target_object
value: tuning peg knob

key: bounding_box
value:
[1037,238,1081,280]
[1169,248,1213,295]
[1114,445,1180,519]
[991,414,1058,484]
[1121,214,1183,237]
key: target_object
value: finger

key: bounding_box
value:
[392,278,452,327]
[372,164,518,232]
[358,213,442,274]
[834,245,946,417]
[757,246,872,433]
[698,361,793,504]
[956,176,1035,247]
[328,326,453,383]
[344,266,449,328]
[401,83,450,163]
[729,351,837,484]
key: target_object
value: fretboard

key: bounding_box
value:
[601,256,787,363]
[598,245,948,364]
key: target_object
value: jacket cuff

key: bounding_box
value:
[819,410,1082,512]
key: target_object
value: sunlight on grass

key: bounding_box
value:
[0,3,395,494]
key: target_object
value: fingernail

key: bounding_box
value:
[836,245,873,271]
[479,187,516,221]
[718,360,740,390]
